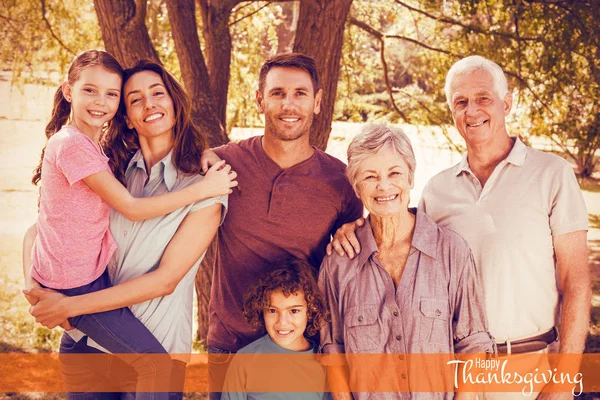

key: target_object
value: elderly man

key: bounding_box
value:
[329,56,590,398]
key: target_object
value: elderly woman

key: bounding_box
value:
[318,124,494,400]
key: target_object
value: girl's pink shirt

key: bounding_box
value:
[31,125,117,289]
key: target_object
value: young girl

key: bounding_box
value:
[221,259,330,400]
[24,50,236,399]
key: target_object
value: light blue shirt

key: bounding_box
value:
[69,149,227,355]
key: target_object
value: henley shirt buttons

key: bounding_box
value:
[401,373,407,379]
[395,334,401,341]
[276,201,282,206]
[358,316,364,322]
[435,309,442,317]
[393,310,399,317]
[398,355,405,361]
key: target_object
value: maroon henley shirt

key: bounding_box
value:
[210,135,363,351]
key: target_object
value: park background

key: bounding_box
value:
[1,0,599,398]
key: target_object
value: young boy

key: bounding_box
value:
[221,259,329,400]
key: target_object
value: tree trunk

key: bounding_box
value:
[166,0,228,148]
[199,0,241,133]
[93,0,160,67]
[194,235,219,344]
[166,0,233,344]
[293,0,353,151]
[276,1,299,53]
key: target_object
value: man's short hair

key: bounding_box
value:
[258,53,320,93]
[444,55,509,109]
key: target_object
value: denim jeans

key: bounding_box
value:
[207,345,236,400]
[56,270,171,400]
[60,334,184,400]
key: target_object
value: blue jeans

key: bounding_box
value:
[60,334,184,400]
[207,345,235,400]
[56,270,172,400]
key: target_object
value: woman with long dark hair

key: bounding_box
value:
[24,59,232,399]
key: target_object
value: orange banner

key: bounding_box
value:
[0,353,598,394]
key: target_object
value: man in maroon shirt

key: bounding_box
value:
[205,53,363,398]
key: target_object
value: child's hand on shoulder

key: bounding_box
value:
[195,160,238,198]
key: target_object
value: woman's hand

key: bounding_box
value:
[23,277,42,306]
[23,287,73,330]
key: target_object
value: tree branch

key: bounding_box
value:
[393,0,539,42]
[523,0,583,4]
[350,17,462,58]
[229,1,274,26]
[349,17,409,122]
[387,34,460,57]
[39,0,76,55]
[549,132,576,161]
[379,39,410,123]
[231,0,257,14]
[352,15,555,116]
[349,15,467,151]
[0,13,22,23]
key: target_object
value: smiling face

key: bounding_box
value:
[63,65,122,136]
[257,67,322,142]
[450,69,512,148]
[123,70,176,142]
[354,147,413,218]
[263,289,311,352]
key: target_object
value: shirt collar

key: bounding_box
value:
[255,135,319,175]
[504,136,527,166]
[355,208,439,269]
[453,136,526,176]
[126,149,178,191]
[411,209,439,259]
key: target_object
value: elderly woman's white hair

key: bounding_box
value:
[444,56,509,109]
[346,123,416,189]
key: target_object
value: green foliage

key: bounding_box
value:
[414,0,600,175]
[227,2,293,131]
[146,0,180,78]
[0,0,102,87]
[3,0,599,174]
[341,0,599,175]
[338,1,454,127]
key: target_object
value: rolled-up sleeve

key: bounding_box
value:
[318,256,347,366]
[452,250,496,354]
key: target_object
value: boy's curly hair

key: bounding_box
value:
[243,258,329,337]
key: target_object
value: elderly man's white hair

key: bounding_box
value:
[444,55,509,109]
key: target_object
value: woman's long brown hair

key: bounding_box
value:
[104,59,208,184]
[32,50,124,185]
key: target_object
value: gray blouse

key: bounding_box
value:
[318,209,494,399]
